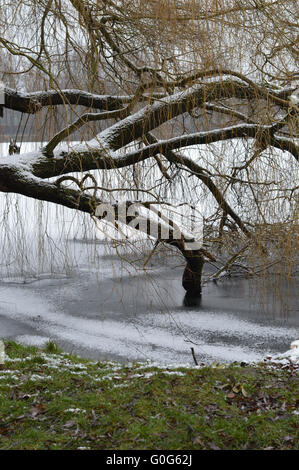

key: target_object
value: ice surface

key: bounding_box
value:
[0,266,297,365]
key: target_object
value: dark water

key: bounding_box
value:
[0,240,298,364]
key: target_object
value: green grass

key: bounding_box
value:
[0,340,298,450]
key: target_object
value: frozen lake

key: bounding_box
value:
[0,238,298,365]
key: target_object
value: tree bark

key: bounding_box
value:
[182,250,204,295]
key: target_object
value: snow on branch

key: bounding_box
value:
[2,87,160,114]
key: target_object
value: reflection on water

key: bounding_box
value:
[183,293,202,308]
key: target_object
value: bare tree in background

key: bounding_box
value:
[0,0,298,296]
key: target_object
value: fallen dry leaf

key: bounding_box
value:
[193,436,202,445]
[63,420,76,429]
[28,404,45,418]
[208,442,221,450]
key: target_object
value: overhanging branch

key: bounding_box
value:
[3,87,159,114]
[0,165,202,261]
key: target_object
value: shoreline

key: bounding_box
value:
[0,340,298,450]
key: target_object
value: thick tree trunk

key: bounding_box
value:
[182,250,204,295]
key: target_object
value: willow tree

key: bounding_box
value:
[0,0,298,295]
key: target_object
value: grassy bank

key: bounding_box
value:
[0,341,298,450]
